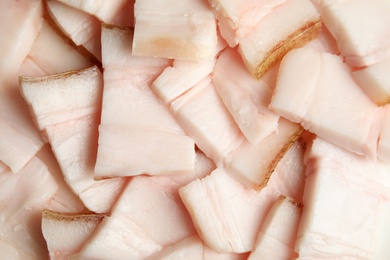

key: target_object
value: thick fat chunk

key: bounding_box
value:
[238,0,321,78]
[0,0,43,89]
[20,66,124,213]
[352,57,390,106]
[171,77,243,166]
[78,152,215,259]
[21,21,93,77]
[0,157,58,259]
[213,48,279,144]
[295,138,390,259]
[271,47,381,159]
[47,0,102,61]
[133,0,218,61]
[226,118,302,188]
[312,0,390,67]
[56,0,128,23]
[248,196,302,260]
[94,26,195,178]
[42,210,105,259]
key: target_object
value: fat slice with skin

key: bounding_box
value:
[225,118,302,188]
[0,87,45,173]
[312,0,390,68]
[248,196,302,260]
[180,146,306,254]
[95,26,194,178]
[378,105,390,162]
[0,156,58,259]
[171,76,243,167]
[37,144,85,213]
[42,209,106,260]
[147,235,248,260]
[270,47,381,159]
[56,0,128,23]
[0,0,43,89]
[46,0,102,61]
[352,57,390,106]
[238,0,321,78]
[208,0,286,48]
[78,152,216,259]
[295,137,390,259]
[133,0,218,61]
[213,47,279,144]
[20,66,125,213]
[21,21,93,77]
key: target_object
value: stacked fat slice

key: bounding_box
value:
[1,0,390,259]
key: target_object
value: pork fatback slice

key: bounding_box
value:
[171,76,243,166]
[46,0,102,61]
[213,47,279,144]
[225,118,302,188]
[20,66,125,213]
[56,0,128,23]
[295,138,390,259]
[42,209,106,260]
[248,196,302,260]
[311,0,390,68]
[0,0,43,89]
[270,47,381,159]
[180,144,306,255]
[0,156,58,259]
[238,0,321,78]
[133,0,217,61]
[21,21,93,77]
[352,57,390,106]
[94,26,195,178]
[208,0,287,48]
[78,151,216,259]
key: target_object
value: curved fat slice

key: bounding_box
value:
[248,196,302,260]
[78,151,215,259]
[0,86,45,173]
[46,0,102,61]
[180,141,306,254]
[95,26,195,178]
[209,0,286,48]
[239,0,321,78]
[21,21,93,76]
[171,77,243,166]
[226,118,302,188]
[271,47,381,159]
[213,48,279,144]
[20,66,125,213]
[295,138,390,259]
[152,59,215,104]
[378,105,390,162]
[312,0,390,68]
[133,0,218,61]
[0,0,43,89]
[352,57,390,106]
[0,157,58,259]
[56,0,128,23]
[42,209,106,259]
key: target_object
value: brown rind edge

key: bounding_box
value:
[42,209,107,222]
[255,126,304,191]
[255,19,322,79]
[278,195,303,208]
[376,96,390,107]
